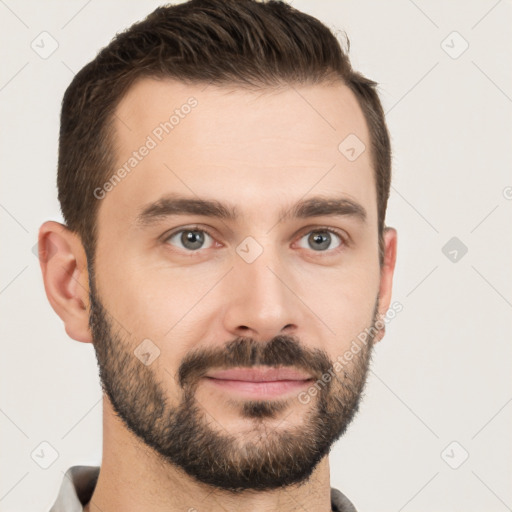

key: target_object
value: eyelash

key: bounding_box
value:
[162,224,349,255]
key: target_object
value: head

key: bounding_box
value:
[39,0,397,493]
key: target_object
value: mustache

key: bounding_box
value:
[178,334,333,390]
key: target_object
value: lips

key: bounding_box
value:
[205,366,313,382]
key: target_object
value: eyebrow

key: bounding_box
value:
[135,193,367,226]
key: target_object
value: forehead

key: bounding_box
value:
[98,77,376,230]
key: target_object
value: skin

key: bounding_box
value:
[39,78,397,512]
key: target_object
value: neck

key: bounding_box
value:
[84,397,333,512]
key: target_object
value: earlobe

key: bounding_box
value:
[38,221,93,344]
[374,227,398,344]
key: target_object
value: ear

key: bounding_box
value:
[373,227,397,344]
[37,221,92,343]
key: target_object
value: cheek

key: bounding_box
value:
[294,258,380,348]
[98,254,220,345]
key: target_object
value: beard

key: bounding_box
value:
[88,274,379,493]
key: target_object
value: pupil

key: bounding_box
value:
[183,230,203,249]
[310,232,329,250]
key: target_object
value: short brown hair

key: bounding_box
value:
[58,0,391,267]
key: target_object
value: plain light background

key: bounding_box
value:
[1,1,511,511]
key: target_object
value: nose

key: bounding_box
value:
[221,243,303,342]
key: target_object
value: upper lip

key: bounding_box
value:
[205,366,313,382]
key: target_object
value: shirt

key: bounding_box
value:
[49,465,358,512]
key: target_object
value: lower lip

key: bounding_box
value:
[204,377,312,398]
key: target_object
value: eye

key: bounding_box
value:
[296,228,345,252]
[164,228,215,252]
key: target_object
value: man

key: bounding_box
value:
[39,0,397,510]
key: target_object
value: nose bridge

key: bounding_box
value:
[224,234,299,339]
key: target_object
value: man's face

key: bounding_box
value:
[89,78,384,491]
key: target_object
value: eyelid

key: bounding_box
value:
[161,224,216,241]
[161,224,350,252]
[296,225,349,243]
